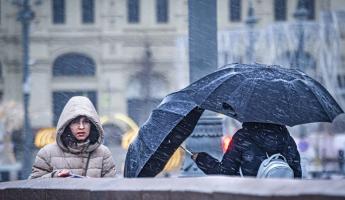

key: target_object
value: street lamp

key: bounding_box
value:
[14,0,35,178]
[135,43,155,125]
[141,43,153,118]
[245,0,258,64]
[293,0,308,70]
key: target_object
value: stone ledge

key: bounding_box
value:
[0,176,345,200]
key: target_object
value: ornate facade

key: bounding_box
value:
[0,0,344,130]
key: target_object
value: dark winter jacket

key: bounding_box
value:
[195,122,302,178]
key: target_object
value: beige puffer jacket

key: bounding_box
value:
[29,96,116,179]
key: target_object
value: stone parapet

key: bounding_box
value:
[1,176,345,200]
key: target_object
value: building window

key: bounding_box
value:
[299,0,315,20]
[52,0,65,24]
[52,91,97,125]
[229,0,241,22]
[274,0,287,21]
[53,53,96,76]
[82,0,94,24]
[127,0,139,23]
[156,0,168,23]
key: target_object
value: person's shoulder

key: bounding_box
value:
[39,143,59,152]
[97,144,110,150]
[94,144,112,154]
[233,128,250,139]
[36,143,62,158]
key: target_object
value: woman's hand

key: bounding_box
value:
[191,153,199,161]
[57,169,71,177]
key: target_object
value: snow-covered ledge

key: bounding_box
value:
[1,176,344,200]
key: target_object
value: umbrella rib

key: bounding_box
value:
[298,80,333,121]
[226,78,258,122]
[198,72,234,93]
[281,80,295,122]
[136,106,203,177]
[241,79,259,121]
[186,68,233,92]
[200,72,243,107]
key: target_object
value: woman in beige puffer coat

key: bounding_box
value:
[29,96,116,179]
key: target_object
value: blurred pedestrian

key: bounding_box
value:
[29,96,116,179]
[191,122,302,178]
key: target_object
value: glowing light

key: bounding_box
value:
[163,147,183,172]
[34,128,56,148]
[221,135,232,153]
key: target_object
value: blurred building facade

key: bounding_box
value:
[0,0,344,128]
[1,0,345,177]
[0,0,190,128]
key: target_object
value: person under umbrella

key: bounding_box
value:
[124,63,343,177]
[29,96,116,179]
[191,122,302,178]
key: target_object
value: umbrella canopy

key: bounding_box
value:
[124,92,204,177]
[187,63,343,126]
[124,63,344,177]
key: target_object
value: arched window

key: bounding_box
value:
[126,73,168,125]
[52,53,96,76]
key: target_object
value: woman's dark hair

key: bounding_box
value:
[89,123,100,144]
[61,128,77,148]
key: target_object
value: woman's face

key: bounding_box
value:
[69,116,91,142]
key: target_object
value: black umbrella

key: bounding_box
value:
[124,63,343,177]
[124,92,204,177]
[190,63,343,126]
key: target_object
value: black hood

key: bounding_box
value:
[242,122,289,153]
